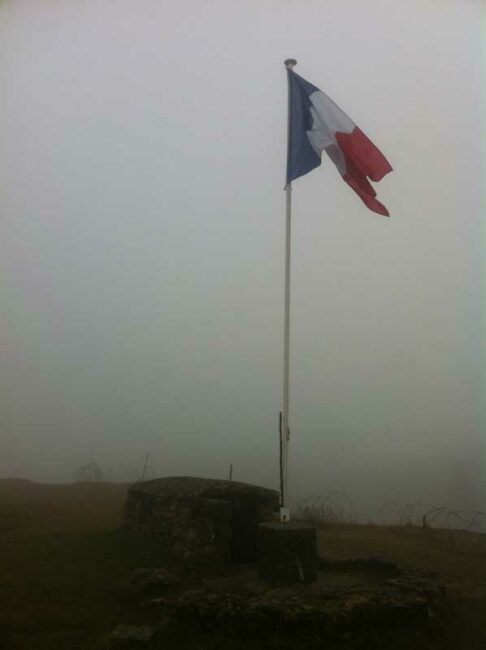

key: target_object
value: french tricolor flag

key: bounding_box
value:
[286,70,392,216]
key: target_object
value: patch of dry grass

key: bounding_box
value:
[0,479,128,533]
[0,479,148,649]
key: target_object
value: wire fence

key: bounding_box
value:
[378,501,486,532]
[292,492,485,533]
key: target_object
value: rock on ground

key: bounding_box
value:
[107,624,154,649]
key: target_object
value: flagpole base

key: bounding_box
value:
[258,522,317,586]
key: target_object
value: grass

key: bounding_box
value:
[0,480,171,649]
[0,479,485,649]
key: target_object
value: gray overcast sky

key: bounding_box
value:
[0,0,484,519]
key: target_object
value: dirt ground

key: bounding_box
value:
[0,479,484,649]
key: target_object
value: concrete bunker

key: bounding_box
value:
[124,476,279,563]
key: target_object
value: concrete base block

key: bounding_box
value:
[258,522,317,586]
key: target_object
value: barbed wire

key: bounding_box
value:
[293,495,484,532]
[379,500,485,531]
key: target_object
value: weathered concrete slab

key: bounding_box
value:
[170,558,445,644]
[258,522,318,585]
[124,476,279,563]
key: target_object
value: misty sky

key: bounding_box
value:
[0,0,484,520]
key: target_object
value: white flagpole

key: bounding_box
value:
[280,58,297,523]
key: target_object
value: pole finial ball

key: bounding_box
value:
[284,59,297,69]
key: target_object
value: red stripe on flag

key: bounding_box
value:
[342,173,390,216]
[335,127,392,216]
[336,127,392,182]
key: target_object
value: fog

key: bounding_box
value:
[0,0,484,522]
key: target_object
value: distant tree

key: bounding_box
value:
[75,461,103,482]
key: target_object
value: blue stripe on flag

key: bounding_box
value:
[286,70,321,184]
